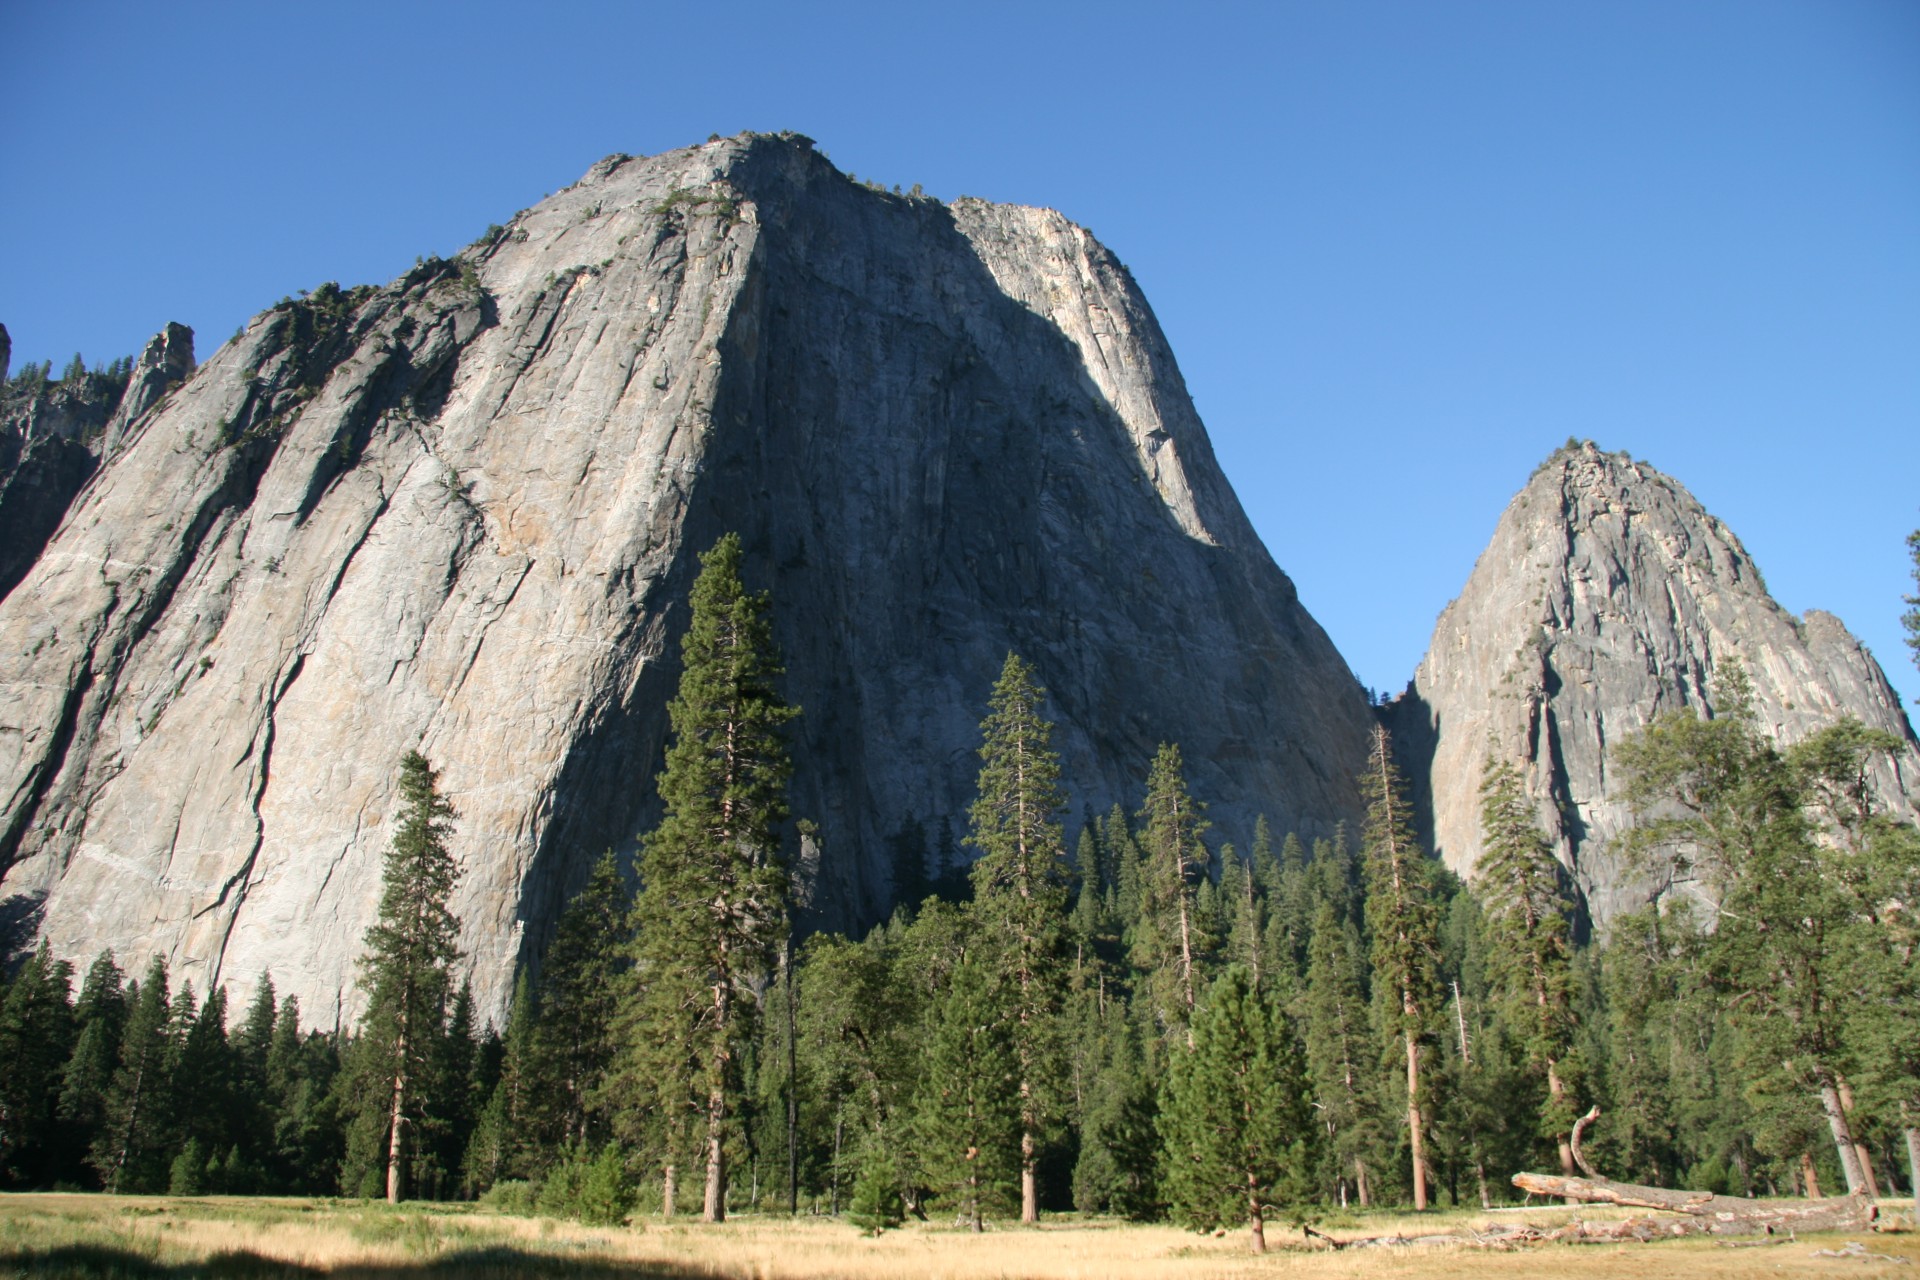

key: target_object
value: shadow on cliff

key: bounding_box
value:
[507,135,1373,970]
[0,1244,709,1279]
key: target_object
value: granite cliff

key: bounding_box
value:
[0,133,1373,1024]
[1394,441,1919,923]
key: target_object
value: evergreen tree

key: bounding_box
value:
[1475,756,1581,1180]
[171,984,238,1182]
[1300,900,1381,1206]
[1133,744,1209,1046]
[965,652,1070,1222]
[232,977,278,1175]
[59,951,127,1187]
[1616,666,1870,1193]
[346,748,463,1202]
[1359,724,1440,1209]
[1903,526,1919,671]
[1069,983,1159,1218]
[0,942,75,1187]
[1159,966,1312,1254]
[531,851,629,1152]
[465,971,538,1194]
[911,954,1018,1231]
[94,957,176,1192]
[626,533,797,1222]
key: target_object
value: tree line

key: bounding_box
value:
[1,531,1917,1253]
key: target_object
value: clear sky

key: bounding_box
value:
[4,1,1917,708]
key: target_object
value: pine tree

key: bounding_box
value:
[965,652,1070,1222]
[627,533,797,1222]
[1903,527,1919,671]
[911,954,1019,1231]
[1133,744,1209,1046]
[171,984,237,1178]
[59,951,127,1187]
[349,748,463,1202]
[1359,724,1440,1209]
[1301,900,1380,1206]
[94,956,175,1192]
[1616,666,1870,1194]
[532,851,629,1151]
[0,941,75,1187]
[1475,755,1581,1181]
[1159,966,1313,1253]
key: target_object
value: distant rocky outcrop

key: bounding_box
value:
[1393,441,1919,924]
[0,326,194,602]
[0,133,1373,1024]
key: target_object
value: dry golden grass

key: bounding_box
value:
[0,1193,1913,1279]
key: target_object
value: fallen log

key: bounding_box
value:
[1512,1172,1877,1235]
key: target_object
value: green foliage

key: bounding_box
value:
[1904,527,1919,673]
[1132,744,1210,1043]
[912,954,1018,1230]
[966,652,1071,1216]
[1474,756,1581,1140]
[535,1143,634,1225]
[1159,966,1313,1250]
[341,749,463,1201]
[845,1142,905,1233]
[620,533,797,1218]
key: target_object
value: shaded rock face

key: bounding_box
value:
[1394,442,1919,925]
[0,134,1371,1024]
[0,323,195,603]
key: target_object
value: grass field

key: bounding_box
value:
[0,1194,1913,1279]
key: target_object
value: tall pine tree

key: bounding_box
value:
[1359,724,1440,1209]
[965,652,1070,1222]
[1475,755,1581,1181]
[348,749,463,1203]
[1133,744,1209,1047]
[628,533,797,1222]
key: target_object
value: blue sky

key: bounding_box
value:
[4,1,1917,707]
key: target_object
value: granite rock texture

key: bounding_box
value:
[1395,442,1919,923]
[0,134,1372,1024]
[0,327,194,603]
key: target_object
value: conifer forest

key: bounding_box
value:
[3,533,1918,1255]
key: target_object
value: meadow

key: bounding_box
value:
[0,1195,1913,1280]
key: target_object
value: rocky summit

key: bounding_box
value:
[0,133,1373,1025]
[1394,440,1920,924]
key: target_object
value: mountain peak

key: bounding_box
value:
[1397,444,1918,923]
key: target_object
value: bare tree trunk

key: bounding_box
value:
[662,1162,677,1218]
[386,1053,407,1205]
[969,1171,983,1232]
[705,983,730,1222]
[1902,1103,1920,1224]
[1021,1126,1037,1224]
[830,1114,843,1215]
[1511,1172,1876,1234]
[1801,1151,1822,1200]
[1475,1160,1491,1210]
[1355,1158,1371,1208]
[1818,1075,1868,1195]
[1836,1075,1880,1198]
[1248,1171,1266,1253]
[785,941,798,1216]
[1405,1029,1428,1210]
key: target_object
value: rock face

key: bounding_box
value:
[0,323,195,603]
[1394,441,1920,924]
[0,133,1372,1025]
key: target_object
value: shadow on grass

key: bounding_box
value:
[0,1244,711,1279]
